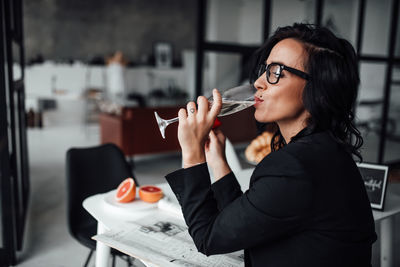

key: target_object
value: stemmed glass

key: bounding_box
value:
[154,84,256,139]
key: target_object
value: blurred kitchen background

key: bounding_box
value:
[1,0,400,266]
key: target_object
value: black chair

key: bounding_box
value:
[66,143,139,267]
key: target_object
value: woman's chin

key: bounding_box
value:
[254,110,272,123]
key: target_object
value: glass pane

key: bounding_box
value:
[361,0,392,56]
[322,0,359,48]
[206,0,263,45]
[395,3,400,57]
[13,91,24,218]
[271,0,315,35]
[384,65,400,163]
[202,52,243,96]
[355,62,387,163]
[12,41,22,81]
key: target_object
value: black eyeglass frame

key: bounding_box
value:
[259,62,311,84]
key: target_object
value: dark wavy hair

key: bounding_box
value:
[250,23,363,161]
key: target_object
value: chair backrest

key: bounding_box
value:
[66,143,136,238]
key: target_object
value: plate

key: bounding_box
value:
[103,190,158,211]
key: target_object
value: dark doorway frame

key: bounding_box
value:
[0,0,29,265]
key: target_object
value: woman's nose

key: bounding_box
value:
[254,72,267,91]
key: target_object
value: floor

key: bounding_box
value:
[13,113,400,266]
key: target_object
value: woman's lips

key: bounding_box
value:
[254,96,264,106]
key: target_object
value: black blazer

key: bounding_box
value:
[166,130,377,267]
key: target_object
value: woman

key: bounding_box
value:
[165,23,377,267]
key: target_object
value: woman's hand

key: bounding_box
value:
[205,129,232,181]
[178,89,222,168]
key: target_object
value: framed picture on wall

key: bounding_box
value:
[154,42,172,68]
[357,162,389,210]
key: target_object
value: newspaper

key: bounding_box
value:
[93,200,244,267]
[157,196,185,219]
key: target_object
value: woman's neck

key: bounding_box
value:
[277,111,310,144]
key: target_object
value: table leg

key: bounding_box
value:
[380,217,394,267]
[95,222,111,267]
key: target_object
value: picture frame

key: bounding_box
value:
[154,42,172,68]
[357,162,389,211]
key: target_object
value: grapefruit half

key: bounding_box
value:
[139,185,163,203]
[115,178,136,203]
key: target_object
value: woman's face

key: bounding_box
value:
[254,38,308,125]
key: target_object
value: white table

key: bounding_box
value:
[83,168,400,267]
[83,183,175,267]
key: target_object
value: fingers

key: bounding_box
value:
[178,108,187,123]
[209,129,225,144]
[180,91,220,138]
[209,129,218,142]
[209,89,222,118]
[196,89,221,122]
[214,129,226,143]
[186,101,196,117]
[197,96,208,115]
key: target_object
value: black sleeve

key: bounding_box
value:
[165,151,312,256]
[211,172,243,211]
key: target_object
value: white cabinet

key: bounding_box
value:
[24,62,188,101]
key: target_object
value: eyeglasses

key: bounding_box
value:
[257,62,310,84]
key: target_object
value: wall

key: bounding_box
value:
[204,0,316,92]
[23,0,196,64]
[205,0,243,92]
[361,0,392,56]
[238,0,264,44]
[205,0,266,92]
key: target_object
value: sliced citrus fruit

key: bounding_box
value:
[139,185,163,203]
[115,178,136,203]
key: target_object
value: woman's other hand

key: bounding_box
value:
[205,129,232,181]
[178,89,222,168]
